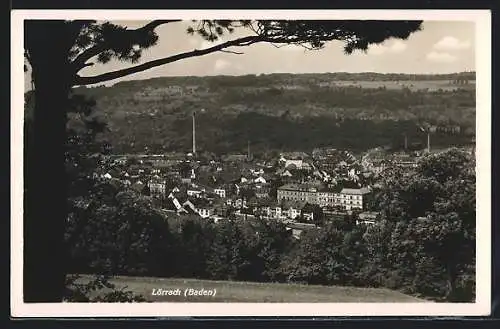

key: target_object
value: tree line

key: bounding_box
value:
[65,147,475,302]
[63,108,475,301]
[25,91,475,302]
[59,76,476,155]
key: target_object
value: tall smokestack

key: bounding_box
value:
[192,111,196,154]
[247,140,250,160]
[404,134,408,150]
[427,132,430,153]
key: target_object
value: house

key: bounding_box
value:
[285,222,317,239]
[148,177,167,197]
[182,199,198,214]
[281,200,305,220]
[257,200,280,219]
[213,187,226,198]
[277,183,319,204]
[254,185,270,199]
[338,187,371,210]
[253,176,267,184]
[130,180,146,193]
[226,198,247,209]
[113,157,127,165]
[193,199,215,219]
[250,168,264,176]
[284,159,304,170]
[323,207,348,221]
[166,192,186,213]
[187,187,203,197]
[357,211,380,225]
[268,205,283,219]
[301,203,318,221]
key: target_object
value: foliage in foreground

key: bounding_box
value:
[64,274,146,302]
[47,94,476,303]
[65,148,475,302]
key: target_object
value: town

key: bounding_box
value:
[94,135,473,239]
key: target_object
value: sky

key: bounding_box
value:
[24,20,475,89]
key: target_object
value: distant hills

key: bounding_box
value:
[27,72,476,155]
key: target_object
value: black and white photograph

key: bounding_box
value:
[11,10,491,317]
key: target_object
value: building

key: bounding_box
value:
[187,187,203,198]
[182,199,215,219]
[323,208,349,221]
[338,187,371,210]
[285,222,317,239]
[278,184,371,210]
[315,187,338,207]
[254,176,267,184]
[277,183,319,204]
[255,185,270,199]
[357,211,381,225]
[148,177,167,197]
[280,200,306,220]
[213,188,226,199]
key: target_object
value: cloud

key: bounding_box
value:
[367,44,387,55]
[214,59,231,71]
[426,51,458,63]
[390,40,407,53]
[367,40,408,55]
[433,36,471,50]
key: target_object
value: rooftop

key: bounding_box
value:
[278,183,319,192]
[286,222,317,230]
[340,187,371,195]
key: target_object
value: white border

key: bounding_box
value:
[11,10,491,317]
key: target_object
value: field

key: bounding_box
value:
[330,79,475,91]
[73,275,430,303]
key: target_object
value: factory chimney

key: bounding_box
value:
[427,132,431,153]
[192,111,196,155]
[247,140,254,161]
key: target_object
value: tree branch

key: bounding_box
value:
[71,20,181,71]
[219,49,244,55]
[74,35,262,85]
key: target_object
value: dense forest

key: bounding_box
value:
[27,72,475,155]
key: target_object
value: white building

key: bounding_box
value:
[338,187,371,210]
[254,176,267,184]
[148,178,167,197]
[213,188,226,198]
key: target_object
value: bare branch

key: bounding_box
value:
[136,20,181,32]
[219,49,244,55]
[74,35,263,85]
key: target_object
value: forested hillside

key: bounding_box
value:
[36,72,476,154]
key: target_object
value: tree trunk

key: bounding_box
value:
[24,21,74,302]
[445,262,457,301]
